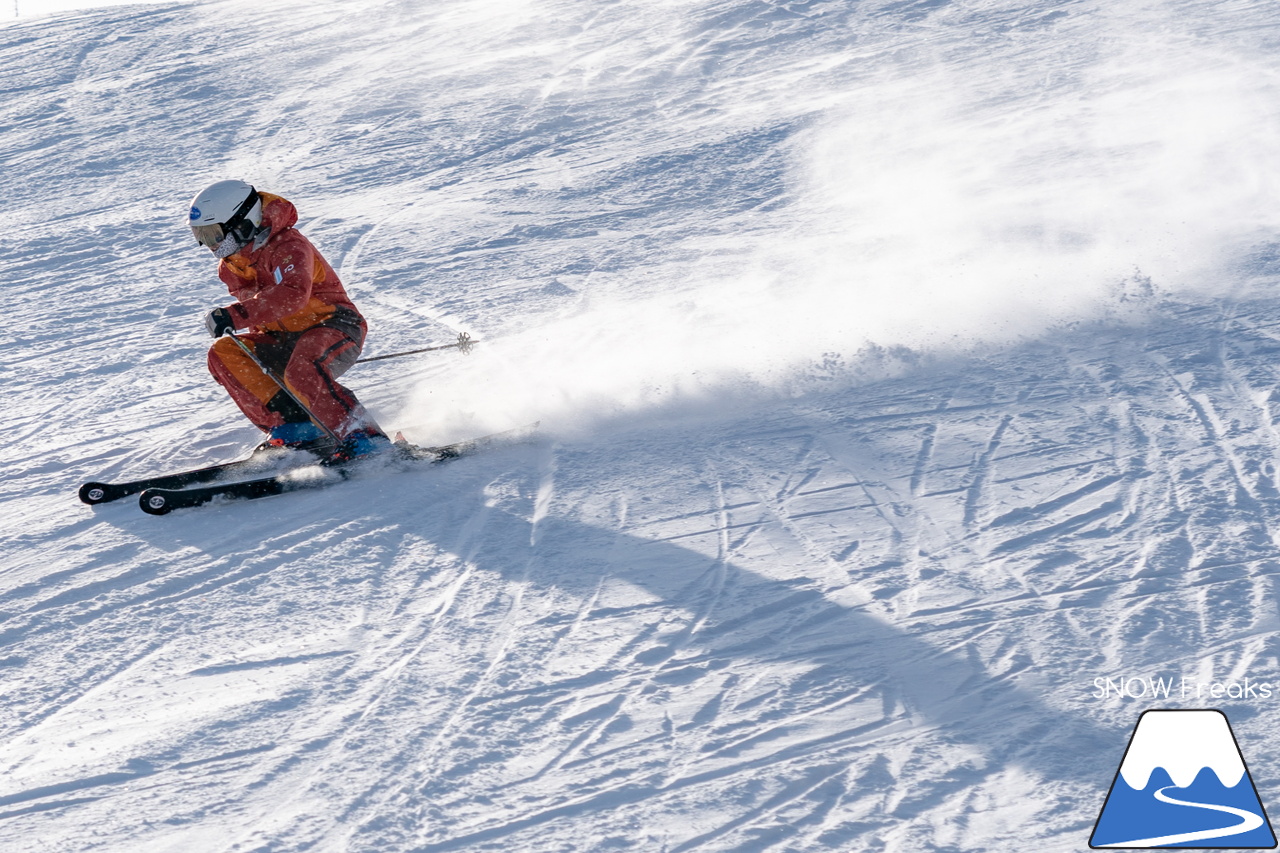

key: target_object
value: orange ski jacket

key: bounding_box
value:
[218,193,363,336]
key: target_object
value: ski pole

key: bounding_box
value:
[355,332,476,364]
[224,331,344,447]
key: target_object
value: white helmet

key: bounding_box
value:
[188,180,263,258]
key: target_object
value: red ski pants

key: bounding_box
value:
[207,327,371,438]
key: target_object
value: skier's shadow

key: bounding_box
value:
[104,449,1124,823]
[435,494,1123,796]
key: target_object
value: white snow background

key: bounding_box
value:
[5,0,1280,849]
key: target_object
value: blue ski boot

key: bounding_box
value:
[327,429,393,464]
[256,422,332,455]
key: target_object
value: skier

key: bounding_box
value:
[188,180,390,461]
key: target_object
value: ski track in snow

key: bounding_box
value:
[6,0,1280,850]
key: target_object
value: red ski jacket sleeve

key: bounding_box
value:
[218,193,362,335]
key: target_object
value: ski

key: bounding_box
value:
[134,423,537,515]
[78,442,325,506]
[138,465,340,514]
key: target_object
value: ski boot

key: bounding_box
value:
[325,428,394,465]
[255,422,334,456]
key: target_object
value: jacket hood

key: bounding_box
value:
[226,192,297,264]
[258,192,298,234]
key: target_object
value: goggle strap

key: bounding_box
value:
[222,188,261,238]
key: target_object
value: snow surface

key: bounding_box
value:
[6,0,1280,850]
[10,0,168,19]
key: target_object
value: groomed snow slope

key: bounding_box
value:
[6,0,1280,850]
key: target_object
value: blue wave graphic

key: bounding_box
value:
[1092,767,1276,848]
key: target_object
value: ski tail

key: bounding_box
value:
[416,421,540,459]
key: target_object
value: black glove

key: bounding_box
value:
[205,307,235,338]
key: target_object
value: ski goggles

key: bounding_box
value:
[191,223,226,250]
[192,223,245,259]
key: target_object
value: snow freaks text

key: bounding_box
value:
[1093,676,1274,701]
